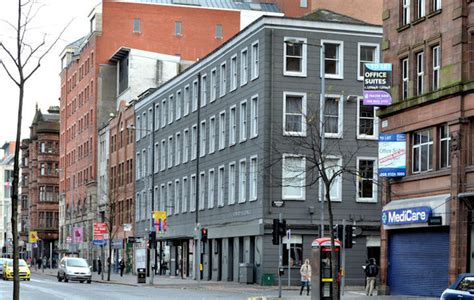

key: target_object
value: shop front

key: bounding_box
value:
[382,194,450,297]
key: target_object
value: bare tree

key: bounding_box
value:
[0,1,68,298]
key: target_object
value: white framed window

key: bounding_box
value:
[219,111,226,150]
[416,51,424,96]
[241,48,248,86]
[324,95,343,138]
[133,18,141,33]
[300,0,308,7]
[215,24,222,39]
[283,92,306,136]
[190,174,196,212]
[175,132,181,166]
[230,55,237,91]
[154,103,160,131]
[412,129,433,173]
[403,0,411,25]
[208,168,215,209]
[142,149,147,178]
[249,155,258,201]
[201,74,207,107]
[183,128,189,163]
[200,120,206,157]
[250,95,258,139]
[192,80,198,112]
[320,157,342,202]
[174,179,180,215]
[357,43,380,80]
[199,172,206,210]
[217,165,225,207]
[251,41,259,80]
[136,152,141,179]
[160,184,165,212]
[176,90,182,120]
[284,37,307,77]
[401,57,409,100]
[191,124,197,160]
[168,135,173,168]
[182,176,188,213]
[417,0,425,18]
[154,186,159,213]
[228,162,236,205]
[167,181,173,216]
[161,99,167,128]
[148,108,153,133]
[136,116,141,141]
[175,21,182,36]
[282,154,306,200]
[239,159,247,203]
[357,98,378,139]
[322,40,344,79]
[220,61,227,97]
[168,95,174,125]
[240,100,247,143]
[142,112,147,133]
[432,45,440,91]
[160,139,166,171]
[356,157,377,203]
[154,143,159,172]
[440,124,451,168]
[209,116,216,154]
[433,0,441,11]
[135,193,141,220]
[210,68,217,102]
[184,85,190,116]
[229,105,236,146]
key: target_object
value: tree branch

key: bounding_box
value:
[0,60,20,86]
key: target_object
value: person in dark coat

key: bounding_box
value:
[119,259,125,277]
[364,258,379,296]
[97,258,102,275]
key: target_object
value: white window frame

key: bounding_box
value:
[208,168,215,209]
[210,68,217,102]
[412,129,433,173]
[433,0,441,11]
[318,156,342,202]
[135,193,140,220]
[175,132,181,166]
[174,179,180,215]
[209,116,216,154]
[230,54,237,91]
[191,124,197,160]
[200,120,206,157]
[356,97,378,140]
[160,184,165,212]
[217,165,225,207]
[238,159,247,203]
[403,0,411,25]
[251,41,259,80]
[220,62,227,97]
[249,155,258,202]
[402,57,409,100]
[167,135,173,169]
[184,85,190,116]
[160,139,166,171]
[148,108,153,133]
[240,100,247,143]
[356,157,378,203]
[323,94,344,139]
[154,142,159,173]
[176,90,182,120]
[229,105,237,146]
[300,0,308,7]
[241,47,248,86]
[417,0,425,18]
[357,43,380,81]
[183,128,189,163]
[432,45,440,91]
[161,99,167,128]
[136,152,141,179]
[283,37,307,77]
[228,162,236,205]
[182,176,188,213]
[219,111,226,150]
[199,172,206,211]
[154,103,160,131]
[283,91,307,137]
[167,181,173,216]
[168,95,174,125]
[142,149,147,178]
[142,112,147,133]
[416,51,424,96]
[190,174,196,212]
[250,94,258,139]
[192,80,198,112]
[136,116,141,141]
[201,74,207,107]
[321,40,344,79]
[282,154,306,201]
[440,124,450,168]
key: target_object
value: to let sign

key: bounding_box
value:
[363,63,392,106]
[93,222,107,241]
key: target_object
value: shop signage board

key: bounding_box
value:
[379,133,406,177]
[363,63,392,106]
[382,206,432,225]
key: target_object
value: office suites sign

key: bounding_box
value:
[363,63,392,106]
[382,206,432,225]
[379,133,406,177]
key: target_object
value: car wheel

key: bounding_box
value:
[27,278,30,281]
[64,276,68,283]
[80,280,84,283]
[87,280,91,284]
[57,274,62,282]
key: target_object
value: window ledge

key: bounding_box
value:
[412,16,426,26]
[283,72,307,78]
[393,168,450,182]
[427,9,442,19]
[397,24,410,32]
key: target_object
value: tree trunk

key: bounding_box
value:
[107,231,112,281]
[325,187,340,300]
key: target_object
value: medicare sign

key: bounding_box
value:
[382,206,432,225]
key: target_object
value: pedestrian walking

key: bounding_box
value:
[119,259,125,277]
[299,259,311,296]
[364,258,379,296]
[97,258,102,275]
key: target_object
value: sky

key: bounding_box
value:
[0,0,100,143]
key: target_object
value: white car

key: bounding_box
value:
[57,257,92,283]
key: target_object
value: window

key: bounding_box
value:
[229,105,236,146]
[433,0,441,11]
[219,111,226,150]
[358,43,379,80]
[135,193,141,220]
[167,181,173,215]
[300,0,308,7]
[160,139,166,171]
[142,149,147,178]
[160,184,165,211]
[148,108,153,132]
[192,80,198,112]
[200,121,207,157]
[209,116,216,154]
[175,21,182,36]
[136,116,141,141]
[249,156,258,201]
[190,174,196,212]
[228,162,236,205]
[182,176,188,213]
[432,45,440,91]
[142,112,147,133]
[401,58,409,100]
[240,100,247,142]
[176,90,182,120]
[218,165,225,207]
[283,235,303,267]
[417,0,425,18]
[241,48,248,86]
[230,55,237,91]
[133,18,141,33]
[175,180,180,214]
[208,169,215,209]
[250,95,258,138]
[168,95,174,124]
[322,157,342,202]
[184,85,190,116]
[40,142,46,153]
[183,128,189,163]
[175,132,181,166]
[416,51,424,96]
[282,155,306,200]
[136,152,141,179]
[322,40,344,79]
[161,99,167,128]
[284,37,307,76]
[40,163,46,176]
[154,103,160,131]
[357,98,378,139]
[210,68,217,102]
[154,143,159,172]
[220,62,227,97]
[199,172,206,210]
[201,74,207,107]
[403,0,411,25]
[283,92,306,136]
[412,129,433,173]
[251,41,259,80]
[324,95,343,138]
[440,124,451,168]
[215,24,222,39]
[357,158,377,202]
[239,159,247,203]
[191,124,197,160]
[168,136,173,168]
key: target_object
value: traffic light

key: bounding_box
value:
[332,224,343,241]
[278,219,287,237]
[201,228,208,242]
[149,231,156,249]
[345,225,356,248]
[272,219,279,245]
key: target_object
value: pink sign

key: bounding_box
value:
[73,227,83,243]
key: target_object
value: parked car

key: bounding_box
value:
[0,258,7,275]
[2,259,31,281]
[57,257,91,283]
[441,273,474,300]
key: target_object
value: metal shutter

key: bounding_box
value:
[388,228,449,297]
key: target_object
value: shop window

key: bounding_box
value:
[282,235,303,267]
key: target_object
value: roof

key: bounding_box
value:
[64,36,87,54]
[301,8,369,25]
[118,0,281,12]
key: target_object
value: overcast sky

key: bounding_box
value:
[0,0,99,143]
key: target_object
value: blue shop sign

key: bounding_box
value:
[382,206,432,225]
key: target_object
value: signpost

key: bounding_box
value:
[363,63,392,106]
[379,133,407,177]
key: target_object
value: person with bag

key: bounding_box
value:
[299,259,311,296]
[364,258,378,296]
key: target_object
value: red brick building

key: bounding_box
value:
[379,0,474,296]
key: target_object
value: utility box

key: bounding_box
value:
[137,268,146,283]
[239,263,254,284]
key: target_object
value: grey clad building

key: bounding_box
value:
[134,11,382,285]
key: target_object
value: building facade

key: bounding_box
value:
[0,142,16,257]
[135,14,382,284]
[379,0,474,297]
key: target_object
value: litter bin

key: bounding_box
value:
[137,268,146,284]
[262,273,275,286]
[239,263,254,284]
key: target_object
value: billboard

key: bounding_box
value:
[73,227,83,244]
[363,63,392,106]
[379,133,406,177]
[28,231,38,243]
[93,222,107,245]
[153,211,167,233]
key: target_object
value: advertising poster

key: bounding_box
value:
[73,226,83,244]
[379,133,406,177]
[153,211,167,233]
[363,63,392,106]
[28,231,38,243]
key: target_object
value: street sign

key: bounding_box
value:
[286,229,291,241]
[428,216,442,226]
[66,236,72,243]
[123,223,132,232]
[127,237,137,243]
[272,200,285,207]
